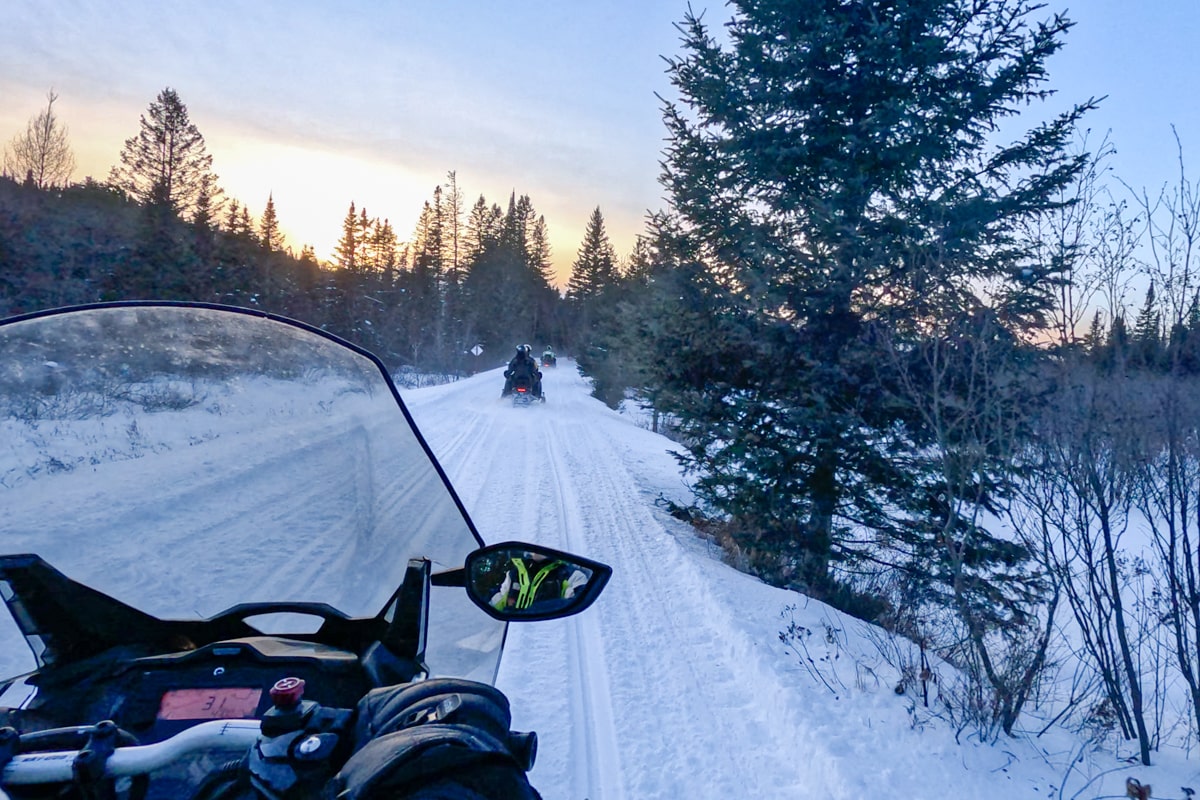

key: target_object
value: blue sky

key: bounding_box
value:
[1,1,1196,287]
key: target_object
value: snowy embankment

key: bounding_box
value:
[402,361,1183,800]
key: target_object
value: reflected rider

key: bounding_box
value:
[490,554,587,613]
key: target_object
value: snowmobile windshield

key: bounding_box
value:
[0,303,504,683]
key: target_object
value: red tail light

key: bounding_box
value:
[517,387,527,393]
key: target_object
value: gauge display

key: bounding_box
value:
[158,687,263,720]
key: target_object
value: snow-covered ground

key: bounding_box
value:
[2,342,1194,798]
[403,361,1197,800]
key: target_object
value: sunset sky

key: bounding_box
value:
[2,0,1197,288]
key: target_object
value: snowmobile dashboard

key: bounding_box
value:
[0,544,610,741]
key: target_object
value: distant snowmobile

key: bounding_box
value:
[509,373,545,406]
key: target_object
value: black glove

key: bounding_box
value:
[327,679,540,800]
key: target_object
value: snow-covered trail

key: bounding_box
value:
[404,361,839,799]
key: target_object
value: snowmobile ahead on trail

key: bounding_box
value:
[0,303,609,800]
[501,344,545,406]
[541,347,556,368]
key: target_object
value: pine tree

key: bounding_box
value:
[110,88,217,218]
[405,196,445,362]
[1132,282,1161,366]
[625,235,655,286]
[238,206,254,238]
[193,174,220,232]
[334,202,358,271]
[655,0,1092,592]
[462,195,496,263]
[356,207,373,269]
[566,207,616,302]
[462,192,556,358]
[369,219,398,273]
[260,193,283,251]
[529,216,555,288]
[191,174,219,265]
[565,206,618,360]
[1083,310,1107,355]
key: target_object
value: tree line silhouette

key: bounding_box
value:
[1,88,629,374]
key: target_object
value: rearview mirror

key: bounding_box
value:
[464,542,611,621]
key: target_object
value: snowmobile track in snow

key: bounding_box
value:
[543,421,625,800]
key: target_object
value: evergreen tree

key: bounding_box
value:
[193,174,219,232]
[624,234,656,286]
[356,207,373,269]
[578,230,670,408]
[529,216,555,287]
[442,172,465,282]
[462,195,498,263]
[368,218,398,273]
[566,207,617,303]
[110,88,217,218]
[404,195,446,364]
[191,174,219,265]
[462,193,555,358]
[568,206,621,394]
[1132,282,1161,366]
[260,193,283,251]
[224,199,241,233]
[440,173,469,370]
[654,0,1093,591]
[238,206,254,238]
[1083,310,1107,355]
[334,202,358,271]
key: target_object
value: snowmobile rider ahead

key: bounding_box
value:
[502,344,543,399]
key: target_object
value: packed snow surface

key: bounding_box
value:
[404,362,1195,800]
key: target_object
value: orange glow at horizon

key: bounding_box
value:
[190,132,618,290]
[1,88,636,291]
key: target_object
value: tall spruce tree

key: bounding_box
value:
[654,0,1093,590]
[569,207,621,397]
[334,202,359,271]
[566,207,617,304]
[1132,282,1161,366]
[110,88,217,218]
[260,193,283,252]
[463,193,555,358]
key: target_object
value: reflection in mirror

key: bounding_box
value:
[466,543,611,621]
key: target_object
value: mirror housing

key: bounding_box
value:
[462,542,611,622]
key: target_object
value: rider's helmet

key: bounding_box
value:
[521,344,533,356]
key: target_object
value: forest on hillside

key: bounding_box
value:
[7,0,1200,756]
[0,88,635,374]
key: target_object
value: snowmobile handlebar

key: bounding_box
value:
[0,719,261,785]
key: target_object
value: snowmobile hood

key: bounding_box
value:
[0,302,504,683]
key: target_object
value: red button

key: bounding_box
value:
[270,677,305,708]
